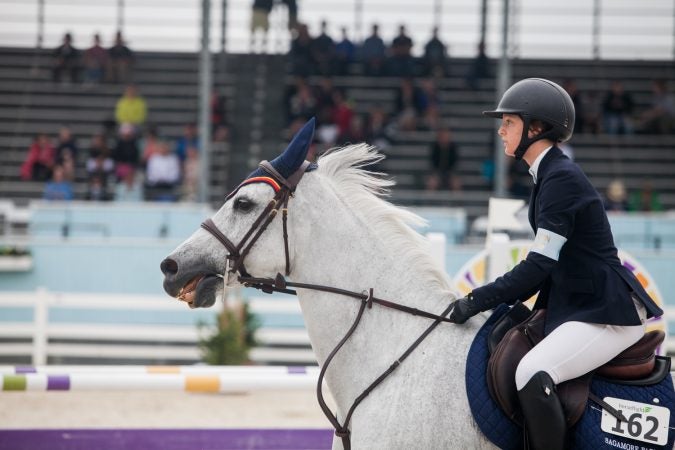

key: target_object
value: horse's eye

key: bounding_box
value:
[233,197,254,212]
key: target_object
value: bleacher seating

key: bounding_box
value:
[1,47,674,230]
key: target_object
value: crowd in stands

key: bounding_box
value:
[52,31,134,86]
[20,81,230,203]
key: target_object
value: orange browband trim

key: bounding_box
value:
[241,176,281,192]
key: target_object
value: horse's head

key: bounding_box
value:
[160,118,316,308]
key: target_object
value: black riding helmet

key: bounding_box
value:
[483,78,575,160]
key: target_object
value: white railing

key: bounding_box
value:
[0,290,315,366]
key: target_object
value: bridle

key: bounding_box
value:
[200,159,455,450]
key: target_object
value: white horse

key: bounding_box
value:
[161,124,494,448]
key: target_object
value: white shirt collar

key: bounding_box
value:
[528,146,553,184]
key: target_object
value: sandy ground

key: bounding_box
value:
[0,389,333,429]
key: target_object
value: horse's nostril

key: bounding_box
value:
[160,258,179,276]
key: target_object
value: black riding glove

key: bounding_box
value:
[449,293,484,324]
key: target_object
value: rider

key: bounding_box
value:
[448,78,663,450]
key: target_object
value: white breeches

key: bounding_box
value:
[515,300,647,391]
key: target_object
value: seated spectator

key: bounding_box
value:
[359,24,386,77]
[603,179,629,212]
[581,90,602,134]
[175,123,200,162]
[112,123,140,181]
[311,20,336,76]
[140,126,162,165]
[145,141,181,201]
[335,27,356,75]
[465,41,489,90]
[85,133,115,201]
[108,31,134,83]
[250,0,273,53]
[395,78,426,131]
[332,89,354,139]
[210,91,229,137]
[52,32,80,84]
[602,80,634,135]
[637,79,675,134]
[115,168,143,202]
[365,105,392,151]
[386,25,414,77]
[43,165,74,201]
[21,133,56,181]
[55,126,78,180]
[423,26,448,77]
[419,78,440,130]
[82,33,109,86]
[287,81,317,125]
[288,23,313,77]
[115,84,147,130]
[426,127,461,191]
[563,79,586,134]
[338,114,367,145]
[628,181,663,212]
[313,77,336,118]
[181,146,200,202]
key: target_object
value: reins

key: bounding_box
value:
[200,160,455,449]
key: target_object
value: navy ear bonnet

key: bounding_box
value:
[247,117,318,181]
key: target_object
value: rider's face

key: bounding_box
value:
[498,114,523,157]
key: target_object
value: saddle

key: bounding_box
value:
[486,303,666,428]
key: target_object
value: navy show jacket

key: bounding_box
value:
[472,146,663,334]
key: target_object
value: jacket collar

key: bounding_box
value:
[533,146,563,183]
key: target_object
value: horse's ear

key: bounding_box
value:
[268,117,315,179]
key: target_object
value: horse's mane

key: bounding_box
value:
[317,144,451,290]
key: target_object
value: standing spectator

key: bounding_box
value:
[279,0,298,32]
[288,23,313,77]
[55,126,79,177]
[311,20,336,76]
[145,141,181,201]
[21,134,55,181]
[108,31,134,83]
[175,123,200,162]
[82,33,109,86]
[387,25,414,77]
[637,79,675,134]
[465,41,489,90]
[335,27,356,75]
[359,24,386,76]
[52,32,80,84]
[85,133,115,200]
[112,123,140,181]
[115,85,147,130]
[602,80,634,135]
[43,165,74,201]
[426,127,461,191]
[423,26,448,77]
[250,0,273,53]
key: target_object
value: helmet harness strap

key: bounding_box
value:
[514,114,558,160]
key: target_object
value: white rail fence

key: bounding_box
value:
[0,290,315,366]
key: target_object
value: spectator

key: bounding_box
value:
[581,91,602,134]
[250,0,273,53]
[279,0,298,32]
[465,41,489,90]
[85,132,115,199]
[175,123,200,162]
[54,126,78,182]
[335,27,356,75]
[311,20,336,76]
[112,123,140,181]
[82,33,109,86]
[628,181,663,212]
[603,179,629,212]
[52,32,80,84]
[115,84,147,129]
[602,80,634,135]
[287,80,317,125]
[395,78,426,131]
[145,141,182,201]
[563,79,585,134]
[115,169,143,202]
[359,24,386,77]
[108,31,134,83]
[426,127,461,191]
[365,105,392,151]
[338,114,368,145]
[140,126,162,165]
[21,134,55,181]
[288,23,313,77]
[313,77,336,120]
[419,78,440,130]
[386,25,414,77]
[181,146,200,202]
[423,26,448,77]
[637,79,675,134]
[210,91,228,136]
[43,165,74,201]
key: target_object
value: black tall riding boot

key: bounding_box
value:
[517,371,568,450]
